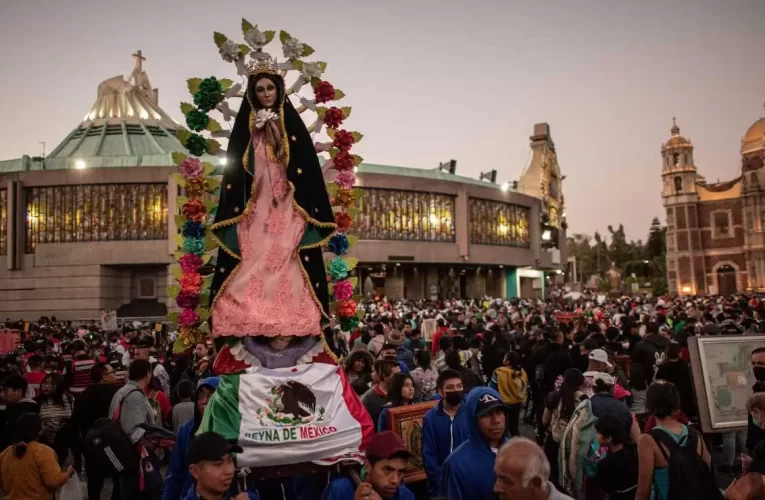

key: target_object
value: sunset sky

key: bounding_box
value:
[1,0,763,241]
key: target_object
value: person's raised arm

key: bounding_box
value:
[635,433,656,500]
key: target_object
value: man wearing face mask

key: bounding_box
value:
[422,369,468,497]
[746,347,765,456]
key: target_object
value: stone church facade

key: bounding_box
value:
[662,106,765,295]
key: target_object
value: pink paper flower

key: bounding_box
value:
[179,157,204,179]
[335,171,356,189]
[179,308,200,327]
[333,279,354,301]
[179,253,203,273]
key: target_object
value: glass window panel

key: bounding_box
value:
[468,197,530,247]
[354,188,456,242]
[24,183,168,253]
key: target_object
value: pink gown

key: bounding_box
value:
[212,131,322,337]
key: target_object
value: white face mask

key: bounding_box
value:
[622,342,630,350]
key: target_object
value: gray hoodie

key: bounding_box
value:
[108,380,156,443]
[548,481,575,500]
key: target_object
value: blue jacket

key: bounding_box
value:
[323,476,414,500]
[422,397,469,495]
[163,377,220,500]
[396,347,415,371]
[440,387,508,500]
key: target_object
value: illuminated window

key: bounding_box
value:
[468,198,530,247]
[25,184,168,253]
[354,188,455,242]
[0,190,6,255]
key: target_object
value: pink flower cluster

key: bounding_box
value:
[179,157,203,179]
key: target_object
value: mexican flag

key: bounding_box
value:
[198,362,374,467]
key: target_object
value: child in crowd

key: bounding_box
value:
[591,414,639,500]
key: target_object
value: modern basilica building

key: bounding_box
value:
[0,54,567,321]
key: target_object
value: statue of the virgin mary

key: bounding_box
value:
[209,57,337,373]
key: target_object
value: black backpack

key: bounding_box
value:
[650,427,723,500]
[82,389,141,475]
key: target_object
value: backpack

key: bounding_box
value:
[81,388,140,475]
[559,398,598,499]
[649,427,723,500]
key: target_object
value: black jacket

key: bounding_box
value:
[72,383,120,436]
[0,398,40,450]
[631,335,669,383]
[543,343,572,393]
[748,381,765,453]
[655,360,696,418]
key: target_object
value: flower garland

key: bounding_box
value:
[171,18,366,346]
[167,78,230,352]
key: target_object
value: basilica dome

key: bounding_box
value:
[662,119,692,150]
[742,113,765,156]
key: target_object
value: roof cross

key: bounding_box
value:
[132,50,146,75]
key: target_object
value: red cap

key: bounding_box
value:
[365,431,412,462]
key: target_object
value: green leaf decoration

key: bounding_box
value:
[347,235,359,247]
[170,264,183,280]
[198,308,210,322]
[355,310,365,320]
[176,129,191,146]
[202,162,216,175]
[173,251,184,260]
[310,76,322,88]
[219,78,234,92]
[203,275,214,289]
[349,277,359,288]
[329,301,339,313]
[239,44,250,56]
[302,44,315,57]
[175,215,186,227]
[168,285,180,299]
[352,188,363,198]
[351,294,363,303]
[341,106,352,119]
[293,60,304,71]
[206,118,223,133]
[327,183,339,197]
[180,102,195,116]
[334,89,345,100]
[316,107,327,119]
[199,293,210,308]
[317,61,327,72]
[279,30,292,43]
[213,32,227,48]
[173,234,184,249]
[352,154,363,166]
[241,18,255,34]
[205,232,218,251]
[206,139,222,154]
[172,173,187,187]
[329,148,338,159]
[326,128,337,139]
[172,152,188,165]
[207,178,222,191]
[351,131,363,143]
[344,256,359,270]
[202,254,212,265]
[264,30,275,43]
[204,199,216,213]
[187,78,203,95]
[346,207,358,218]
[173,338,187,354]
[177,196,189,206]
[168,312,180,324]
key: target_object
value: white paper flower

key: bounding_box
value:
[254,109,278,129]
[301,62,323,79]
[244,28,268,50]
[283,38,305,59]
[219,40,242,62]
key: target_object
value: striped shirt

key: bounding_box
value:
[39,396,73,444]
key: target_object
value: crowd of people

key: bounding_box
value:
[1,292,765,499]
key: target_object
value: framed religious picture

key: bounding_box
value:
[688,335,765,432]
[387,400,437,484]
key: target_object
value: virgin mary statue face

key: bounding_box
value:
[255,77,278,108]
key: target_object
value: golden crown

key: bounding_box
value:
[246,56,278,76]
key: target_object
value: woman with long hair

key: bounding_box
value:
[377,373,415,432]
[0,413,73,499]
[410,349,438,402]
[343,349,374,395]
[542,368,587,488]
[36,372,74,466]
